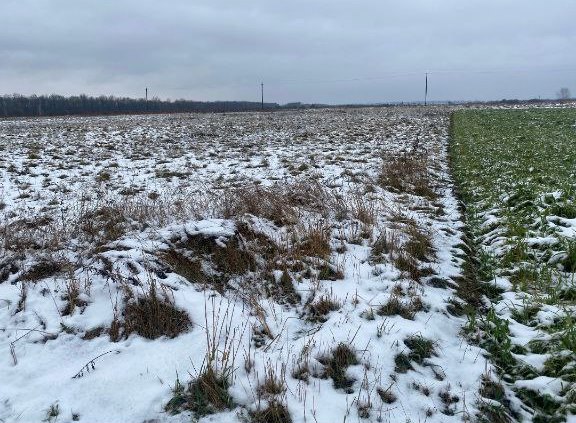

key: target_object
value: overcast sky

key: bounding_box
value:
[1,0,574,104]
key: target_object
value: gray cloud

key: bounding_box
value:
[1,0,574,103]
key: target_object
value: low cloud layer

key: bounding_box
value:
[1,0,574,103]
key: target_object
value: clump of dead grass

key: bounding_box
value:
[184,232,256,275]
[119,282,192,340]
[221,185,297,227]
[249,401,293,423]
[370,229,400,263]
[220,180,336,226]
[160,249,206,284]
[295,223,332,260]
[394,334,436,373]
[306,293,341,322]
[61,274,87,316]
[319,343,359,392]
[404,223,434,262]
[165,298,239,418]
[0,254,22,283]
[267,270,301,305]
[79,206,130,246]
[378,294,425,320]
[166,367,233,418]
[379,154,436,199]
[257,365,287,399]
[1,216,61,252]
[18,258,64,282]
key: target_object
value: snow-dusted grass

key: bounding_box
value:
[1,108,489,422]
[450,108,576,421]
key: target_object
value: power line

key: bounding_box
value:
[162,66,575,104]
[217,67,576,89]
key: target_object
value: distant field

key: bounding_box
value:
[450,109,576,421]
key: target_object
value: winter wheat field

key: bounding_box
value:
[0,106,574,423]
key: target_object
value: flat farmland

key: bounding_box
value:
[1,106,574,422]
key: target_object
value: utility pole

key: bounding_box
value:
[424,73,428,106]
[145,87,148,113]
[261,82,264,110]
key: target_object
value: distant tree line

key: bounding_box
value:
[0,94,283,118]
[1,93,570,118]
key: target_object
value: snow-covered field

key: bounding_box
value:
[1,107,494,422]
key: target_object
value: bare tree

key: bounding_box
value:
[557,87,571,100]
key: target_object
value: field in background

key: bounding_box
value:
[450,109,576,421]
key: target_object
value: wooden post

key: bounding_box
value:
[424,73,428,106]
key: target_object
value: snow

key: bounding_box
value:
[514,376,566,399]
[0,107,496,422]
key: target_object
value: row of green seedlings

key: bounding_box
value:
[452,218,541,421]
[465,281,576,421]
[458,248,576,421]
[464,196,576,421]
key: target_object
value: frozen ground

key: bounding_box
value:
[1,107,495,422]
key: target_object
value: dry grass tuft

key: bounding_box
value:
[370,229,400,263]
[1,216,60,252]
[378,295,425,320]
[221,180,335,226]
[15,283,27,314]
[377,385,397,404]
[306,293,341,322]
[296,224,332,260]
[166,368,233,417]
[404,223,435,262]
[269,270,301,305]
[319,343,359,392]
[160,249,205,284]
[393,252,422,280]
[317,263,344,281]
[79,206,130,245]
[121,283,192,340]
[257,365,287,399]
[350,193,377,225]
[18,259,63,282]
[166,297,238,417]
[180,232,256,276]
[0,255,22,283]
[284,179,334,215]
[379,154,436,199]
[222,185,298,227]
[61,275,87,316]
[250,401,293,423]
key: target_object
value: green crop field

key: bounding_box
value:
[450,108,576,421]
